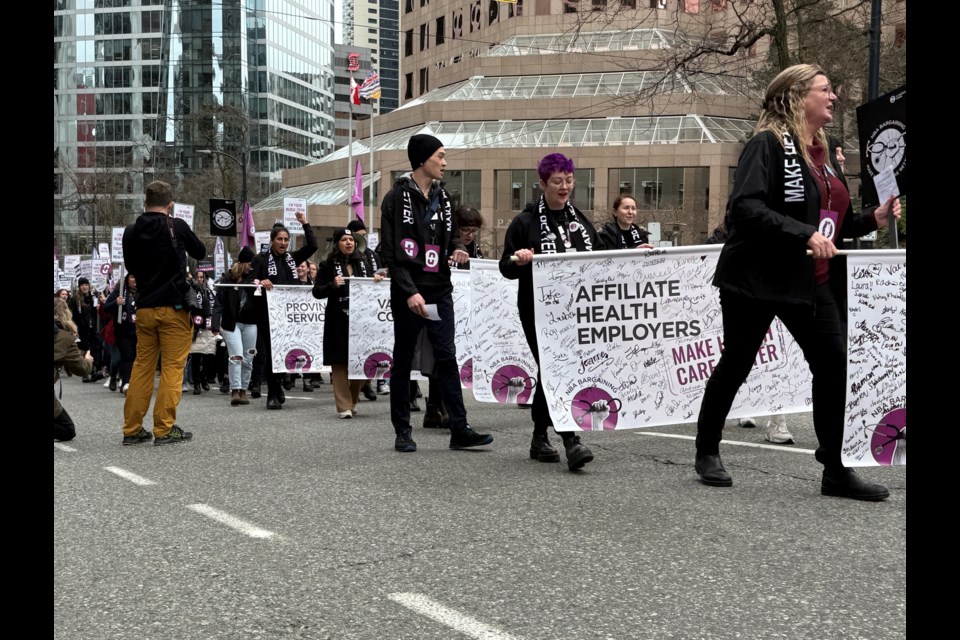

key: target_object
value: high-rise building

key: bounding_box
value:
[54,0,337,256]
[343,0,400,114]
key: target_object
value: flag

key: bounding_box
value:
[350,76,361,105]
[239,201,256,249]
[351,160,364,223]
[359,71,381,100]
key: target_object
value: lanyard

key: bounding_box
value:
[813,162,833,211]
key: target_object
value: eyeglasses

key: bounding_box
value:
[460,227,479,236]
[547,177,575,187]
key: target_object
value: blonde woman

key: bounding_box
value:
[693,64,899,501]
[54,298,93,441]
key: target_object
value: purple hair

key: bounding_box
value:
[537,153,575,182]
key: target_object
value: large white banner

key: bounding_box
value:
[451,269,473,389]
[842,250,906,467]
[347,278,424,381]
[470,260,537,405]
[264,285,330,374]
[530,247,813,431]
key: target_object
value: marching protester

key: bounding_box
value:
[54,298,93,441]
[98,291,120,391]
[247,213,318,410]
[103,273,138,395]
[380,133,493,453]
[423,203,485,430]
[290,259,321,392]
[347,219,379,402]
[69,278,104,383]
[56,288,70,302]
[598,195,653,250]
[312,227,383,418]
[188,270,219,395]
[693,64,899,500]
[215,246,258,406]
[121,180,206,445]
[500,152,602,471]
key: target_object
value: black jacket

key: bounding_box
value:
[717,130,877,306]
[103,286,138,339]
[498,199,603,327]
[598,221,649,249]
[247,224,318,321]
[379,175,465,303]
[122,212,206,309]
[311,253,367,365]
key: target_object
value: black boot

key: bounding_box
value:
[423,405,445,428]
[821,467,889,501]
[562,435,594,471]
[695,452,732,487]
[193,383,202,395]
[108,376,118,392]
[250,383,262,399]
[361,382,377,401]
[529,433,560,462]
[302,378,313,392]
[266,395,281,410]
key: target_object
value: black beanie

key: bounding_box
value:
[407,134,444,172]
[237,246,255,264]
[347,219,366,232]
[332,228,353,245]
[77,277,90,287]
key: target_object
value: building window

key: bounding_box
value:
[621,0,636,8]
[681,0,699,13]
[419,67,429,95]
[592,0,607,10]
[649,0,666,7]
[405,0,413,12]
[404,29,414,56]
[420,22,428,51]
[563,1,577,14]
[436,16,445,45]
[404,72,414,99]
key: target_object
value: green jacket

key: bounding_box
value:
[54,321,92,418]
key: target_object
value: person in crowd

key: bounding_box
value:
[287,259,321,392]
[422,204,485,430]
[98,290,120,391]
[692,64,899,500]
[121,180,206,445]
[103,273,138,395]
[598,195,653,250]
[500,152,601,472]
[54,298,93,441]
[312,228,384,418]
[380,133,494,453]
[56,289,70,301]
[346,219,379,402]
[247,213,318,410]
[188,270,219,395]
[215,246,258,406]
[69,278,104,383]
[705,207,795,444]
[308,261,318,282]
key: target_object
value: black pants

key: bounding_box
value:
[695,285,845,468]
[116,334,137,385]
[54,407,76,441]
[256,317,283,399]
[191,353,215,386]
[520,313,574,442]
[250,327,268,388]
[390,294,466,434]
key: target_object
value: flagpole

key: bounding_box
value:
[369,108,375,234]
[347,96,354,226]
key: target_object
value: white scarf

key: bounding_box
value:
[537,195,593,254]
[267,251,297,280]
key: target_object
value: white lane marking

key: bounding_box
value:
[187,504,275,539]
[634,431,815,454]
[388,593,521,640]
[54,443,77,452]
[104,466,158,485]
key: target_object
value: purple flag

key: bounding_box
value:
[239,201,256,248]
[351,160,364,223]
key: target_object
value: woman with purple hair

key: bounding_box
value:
[499,152,604,472]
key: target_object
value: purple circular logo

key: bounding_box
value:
[459,358,474,389]
[363,353,393,380]
[401,238,419,258]
[572,388,623,431]
[870,408,906,465]
[285,349,312,373]
[492,365,536,405]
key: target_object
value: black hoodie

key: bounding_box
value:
[122,211,206,309]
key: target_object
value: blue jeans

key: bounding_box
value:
[389,293,467,434]
[222,323,258,392]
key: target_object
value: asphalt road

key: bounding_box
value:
[54,373,906,640]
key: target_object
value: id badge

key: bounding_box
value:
[424,244,440,272]
[818,209,838,242]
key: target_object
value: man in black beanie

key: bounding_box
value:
[379,134,493,453]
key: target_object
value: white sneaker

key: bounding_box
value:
[764,415,794,444]
[738,417,758,428]
[121,383,129,395]
[377,381,391,395]
[338,410,353,419]
[103,379,112,388]
[352,404,359,415]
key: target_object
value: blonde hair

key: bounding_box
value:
[756,64,830,166]
[54,298,78,336]
[228,261,247,282]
